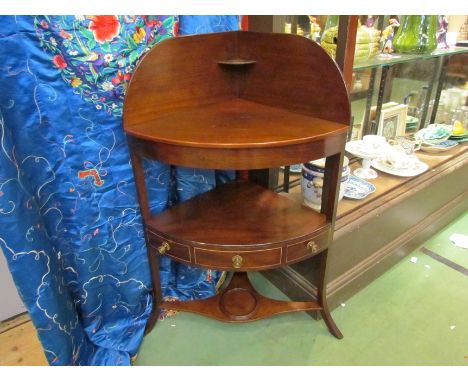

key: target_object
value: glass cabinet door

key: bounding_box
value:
[249,15,468,192]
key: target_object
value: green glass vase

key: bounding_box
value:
[393,15,438,54]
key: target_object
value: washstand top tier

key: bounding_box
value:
[123,31,350,168]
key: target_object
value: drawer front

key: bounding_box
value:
[286,230,330,264]
[147,230,191,263]
[194,247,282,270]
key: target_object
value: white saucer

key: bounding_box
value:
[371,158,429,177]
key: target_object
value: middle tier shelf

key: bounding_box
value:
[146,181,331,271]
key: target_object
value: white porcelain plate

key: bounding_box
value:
[344,175,376,200]
[371,158,429,177]
[345,140,388,159]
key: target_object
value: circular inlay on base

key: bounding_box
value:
[220,288,258,320]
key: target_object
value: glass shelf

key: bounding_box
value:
[353,47,468,71]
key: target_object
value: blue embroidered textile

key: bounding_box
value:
[0,15,239,365]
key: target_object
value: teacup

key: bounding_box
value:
[389,136,422,155]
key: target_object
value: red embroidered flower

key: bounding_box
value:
[111,70,131,85]
[53,55,67,69]
[88,15,120,43]
[40,20,49,29]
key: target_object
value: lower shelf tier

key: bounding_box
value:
[161,272,322,323]
[146,181,331,271]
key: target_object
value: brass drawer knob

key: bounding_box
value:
[307,240,319,253]
[232,255,243,268]
[157,241,171,255]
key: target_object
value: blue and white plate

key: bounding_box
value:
[420,139,459,153]
[344,175,376,200]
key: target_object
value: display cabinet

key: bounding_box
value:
[123,31,351,338]
[351,46,468,139]
[250,15,468,191]
[248,16,468,312]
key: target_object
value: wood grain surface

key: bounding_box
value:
[0,318,47,366]
[148,181,328,247]
[125,98,347,148]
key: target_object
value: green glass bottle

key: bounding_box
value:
[393,15,438,54]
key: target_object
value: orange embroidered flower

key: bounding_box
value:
[88,15,120,43]
[70,77,82,87]
[59,29,72,39]
[53,55,67,69]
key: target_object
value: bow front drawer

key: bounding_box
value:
[147,230,191,263]
[193,247,283,270]
[286,229,330,264]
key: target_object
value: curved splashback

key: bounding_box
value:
[123,31,350,129]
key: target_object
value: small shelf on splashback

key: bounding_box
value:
[217,58,257,66]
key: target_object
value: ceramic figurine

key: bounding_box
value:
[380,18,400,55]
[437,15,449,49]
[308,16,321,42]
[365,15,376,28]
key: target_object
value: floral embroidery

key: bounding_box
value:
[53,55,67,69]
[103,53,113,63]
[34,15,178,116]
[133,27,146,44]
[88,16,121,43]
[59,29,73,40]
[70,77,82,87]
[111,70,131,85]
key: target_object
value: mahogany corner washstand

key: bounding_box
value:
[123,31,350,339]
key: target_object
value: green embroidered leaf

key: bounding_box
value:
[88,63,99,83]
[163,17,174,29]
[84,74,94,84]
[101,42,110,52]
[129,51,140,65]
[87,38,96,50]
[126,35,137,50]
[101,67,116,76]
[80,27,94,42]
